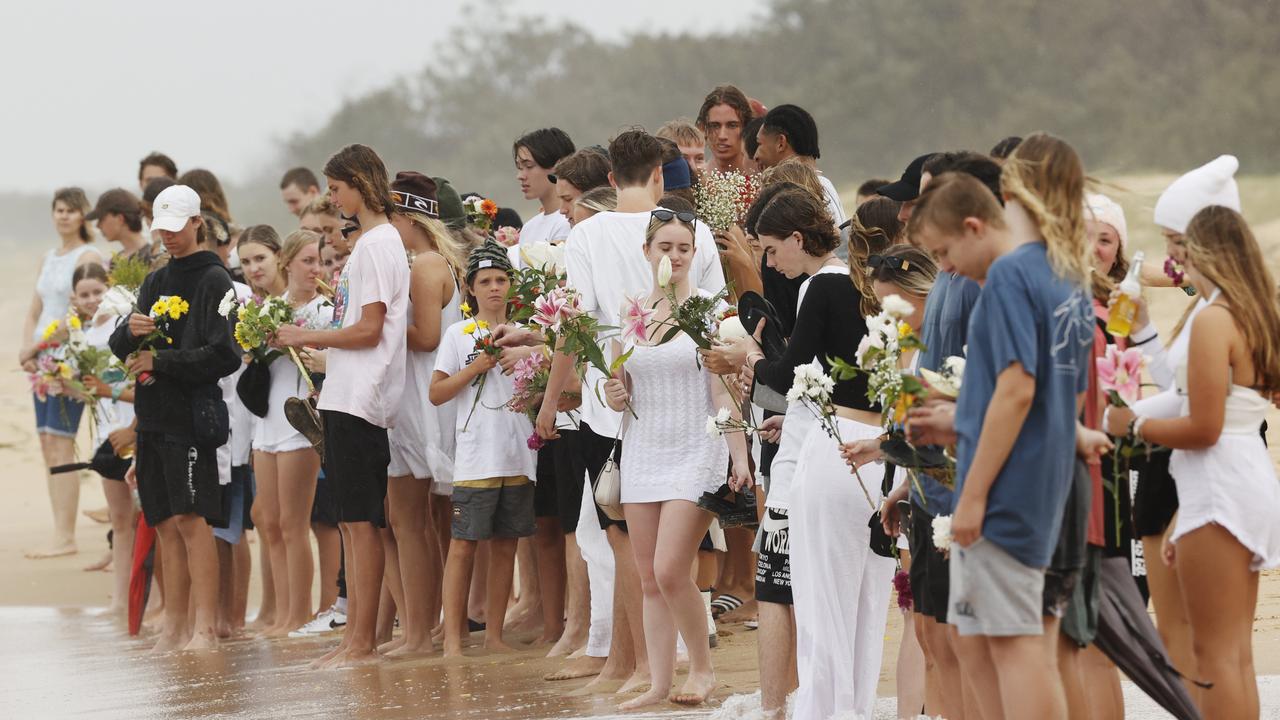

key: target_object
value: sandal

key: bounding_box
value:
[697,484,758,529]
[709,593,744,619]
[879,435,950,470]
[285,396,325,456]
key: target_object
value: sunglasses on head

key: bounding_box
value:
[865,254,912,275]
[651,209,698,227]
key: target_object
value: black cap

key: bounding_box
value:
[86,188,141,220]
[877,153,937,202]
[391,171,439,218]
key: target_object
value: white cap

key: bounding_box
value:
[1153,155,1241,234]
[150,184,202,234]
[1084,193,1128,249]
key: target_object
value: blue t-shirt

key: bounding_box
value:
[911,271,981,514]
[954,243,1093,569]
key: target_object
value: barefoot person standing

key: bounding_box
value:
[110,184,241,651]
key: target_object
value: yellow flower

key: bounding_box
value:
[56,362,73,379]
[237,307,248,321]
[41,320,61,341]
[477,320,489,330]
[898,322,912,340]
[68,316,82,330]
[151,298,169,317]
[460,301,472,316]
[462,322,477,335]
[167,297,189,320]
[234,324,252,351]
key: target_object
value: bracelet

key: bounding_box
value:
[1133,415,1150,442]
[110,385,124,401]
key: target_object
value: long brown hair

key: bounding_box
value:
[848,197,902,315]
[178,169,232,223]
[1000,133,1090,289]
[323,144,395,218]
[1177,207,1280,391]
[52,187,93,243]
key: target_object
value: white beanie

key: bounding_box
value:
[1153,155,1241,234]
[1084,193,1128,250]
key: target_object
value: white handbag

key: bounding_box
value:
[592,443,625,522]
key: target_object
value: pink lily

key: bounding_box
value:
[1097,345,1144,405]
[621,295,656,345]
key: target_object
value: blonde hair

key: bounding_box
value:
[1000,133,1090,288]
[868,245,938,300]
[278,229,321,281]
[1175,207,1280,391]
[574,186,617,216]
[757,157,825,202]
[656,118,705,148]
[401,211,467,287]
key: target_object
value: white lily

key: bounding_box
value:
[657,255,673,288]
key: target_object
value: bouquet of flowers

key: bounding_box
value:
[647,256,733,354]
[508,243,565,325]
[494,226,521,248]
[225,294,294,363]
[695,169,756,233]
[704,406,759,437]
[787,362,875,509]
[96,254,151,322]
[29,317,76,401]
[464,196,499,234]
[530,286,635,417]
[1098,344,1148,544]
[919,356,965,399]
[458,302,503,431]
[507,352,552,450]
[130,296,189,385]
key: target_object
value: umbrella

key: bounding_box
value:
[128,514,157,636]
[1094,556,1206,720]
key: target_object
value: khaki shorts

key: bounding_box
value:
[451,476,535,541]
[949,538,1045,637]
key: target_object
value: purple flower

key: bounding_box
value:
[893,568,913,611]
[527,432,545,451]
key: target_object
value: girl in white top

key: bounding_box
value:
[380,172,466,658]
[603,212,751,711]
[75,264,138,610]
[20,187,104,559]
[1106,207,1280,720]
[240,225,326,637]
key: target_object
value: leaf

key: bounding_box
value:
[609,347,634,374]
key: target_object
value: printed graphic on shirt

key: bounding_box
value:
[331,264,351,328]
[1052,290,1094,374]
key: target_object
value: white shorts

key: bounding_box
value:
[388,439,432,481]
[254,435,313,455]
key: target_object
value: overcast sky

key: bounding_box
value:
[3,0,766,194]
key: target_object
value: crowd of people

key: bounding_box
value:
[18,83,1280,719]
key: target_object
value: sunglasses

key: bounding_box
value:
[651,209,698,228]
[865,254,913,275]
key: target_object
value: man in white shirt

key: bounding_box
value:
[752,104,847,228]
[536,128,725,690]
[514,128,576,246]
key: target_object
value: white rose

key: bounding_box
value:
[881,294,914,320]
[717,315,749,341]
[931,515,953,552]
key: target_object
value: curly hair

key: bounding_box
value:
[323,144,395,218]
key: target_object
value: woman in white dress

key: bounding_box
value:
[243,227,331,636]
[603,211,752,710]
[380,172,466,657]
[1107,206,1280,720]
[19,187,103,558]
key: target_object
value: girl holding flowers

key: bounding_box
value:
[601,211,751,710]
[244,227,331,637]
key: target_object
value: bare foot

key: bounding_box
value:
[384,642,434,659]
[617,671,651,695]
[309,644,347,670]
[670,671,716,706]
[618,686,669,712]
[83,507,111,524]
[547,630,585,657]
[149,633,186,654]
[83,552,112,572]
[336,649,381,667]
[484,638,517,653]
[25,542,77,559]
[567,645,587,659]
[377,636,406,655]
[504,602,541,632]
[183,633,219,652]
[441,643,465,659]
[544,655,605,681]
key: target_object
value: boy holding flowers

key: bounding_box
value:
[430,239,539,656]
[109,184,241,652]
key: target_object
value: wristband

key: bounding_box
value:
[110,384,124,402]
[1129,324,1158,347]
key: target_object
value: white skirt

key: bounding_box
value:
[790,415,896,720]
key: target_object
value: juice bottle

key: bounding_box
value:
[1106,250,1145,337]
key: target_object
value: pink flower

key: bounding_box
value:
[532,288,580,333]
[621,295,655,345]
[1097,345,1144,405]
[495,226,521,247]
[527,432,545,450]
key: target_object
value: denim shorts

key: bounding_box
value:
[33,393,84,437]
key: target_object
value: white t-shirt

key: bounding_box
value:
[564,209,727,438]
[84,319,135,437]
[816,174,847,228]
[434,319,537,483]
[317,223,410,429]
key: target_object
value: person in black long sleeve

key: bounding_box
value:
[110,185,240,652]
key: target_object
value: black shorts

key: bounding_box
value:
[135,432,226,527]
[311,466,340,527]
[754,508,792,605]
[552,430,586,533]
[579,422,626,532]
[534,445,560,519]
[321,410,390,527]
[1133,448,1179,539]
[907,500,950,623]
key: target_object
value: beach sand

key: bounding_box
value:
[1,178,1278,718]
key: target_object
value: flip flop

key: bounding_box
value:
[697,484,758,529]
[710,593,744,619]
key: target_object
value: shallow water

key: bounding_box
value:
[0,607,716,720]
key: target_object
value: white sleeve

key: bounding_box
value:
[1130,324,1175,391]
[565,225,597,314]
[1132,388,1183,420]
[693,223,727,295]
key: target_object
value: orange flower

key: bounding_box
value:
[480,199,498,218]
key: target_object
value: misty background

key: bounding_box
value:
[4,0,1278,246]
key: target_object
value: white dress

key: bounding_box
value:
[388,282,463,487]
[619,333,728,505]
[1166,328,1280,570]
[252,294,332,454]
